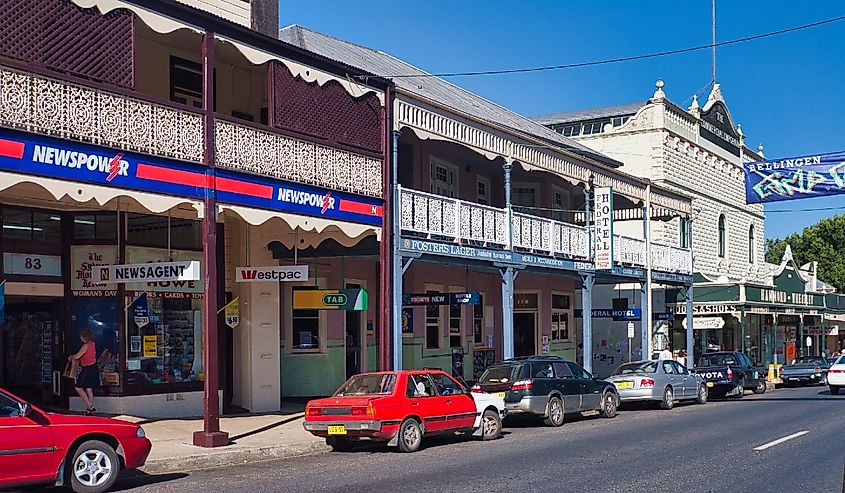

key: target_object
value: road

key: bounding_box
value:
[116,385,844,493]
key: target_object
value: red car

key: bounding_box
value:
[303,370,506,453]
[0,388,152,493]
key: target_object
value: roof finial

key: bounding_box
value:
[736,123,744,139]
[653,79,666,100]
[757,143,765,158]
[688,94,700,116]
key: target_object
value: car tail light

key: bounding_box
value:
[511,379,534,391]
[471,385,483,393]
[830,369,845,374]
[350,404,376,416]
[814,367,822,373]
[640,378,655,388]
[726,368,733,379]
[305,406,322,416]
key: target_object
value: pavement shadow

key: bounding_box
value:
[229,414,305,442]
[111,471,188,491]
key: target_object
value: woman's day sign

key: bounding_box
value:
[745,150,845,204]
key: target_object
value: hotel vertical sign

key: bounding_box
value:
[594,187,614,270]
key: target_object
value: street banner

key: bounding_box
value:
[593,187,614,270]
[130,293,150,328]
[95,260,201,284]
[235,265,308,282]
[224,297,240,329]
[745,150,845,204]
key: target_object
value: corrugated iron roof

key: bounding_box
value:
[279,24,622,168]
[533,102,646,125]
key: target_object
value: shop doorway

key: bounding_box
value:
[1,296,63,407]
[345,283,363,379]
[514,312,536,358]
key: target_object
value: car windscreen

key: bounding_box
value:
[612,361,658,376]
[697,354,736,366]
[789,357,824,365]
[334,373,396,396]
[479,363,526,384]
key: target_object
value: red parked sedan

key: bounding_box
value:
[0,388,151,493]
[303,370,506,452]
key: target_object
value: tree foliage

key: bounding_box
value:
[766,214,845,292]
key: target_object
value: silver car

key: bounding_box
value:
[606,360,708,410]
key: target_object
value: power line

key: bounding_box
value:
[361,14,845,79]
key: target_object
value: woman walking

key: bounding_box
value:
[69,328,99,415]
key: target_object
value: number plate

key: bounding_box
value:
[706,382,714,388]
[493,392,506,398]
[327,425,347,435]
[616,381,633,389]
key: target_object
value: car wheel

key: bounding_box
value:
[543,396,565,427]
[326,436,355,452]
[480,409,502,441]
[696,385,708,404]
[830,385,840,395]
[397,418,423,453]
[753,379,766,394]
[600,392,617,418]
[69,440,120,493]
[660,387,674,410]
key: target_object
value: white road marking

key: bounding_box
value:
[753,430,809,451]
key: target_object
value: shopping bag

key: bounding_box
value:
[63,358,80,379]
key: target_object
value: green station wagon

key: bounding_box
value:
[473,356,619,426]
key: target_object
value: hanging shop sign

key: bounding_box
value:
[3,253,62,277]
[293,288,368,311]
[131,293,150,329]
[745,286,823,307]
[745,150,845,204]
[402,292,481,306]
[95,260,201,284]
[575,308,641,321]
[804,326,838,336]
[593,187,614,270]
[235,265,308,282]
[125,247,203,294]
[682,316,725,329]
[401,308,413,334]
[71,246,117,294]
[0,128,382,226]
[224,297,240,329]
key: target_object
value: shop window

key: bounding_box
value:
[552,294,570,341]
[473,295,485,345]
[449,303,462,348]
[125,294,203,386]
[127,213,201,250]
[425,290,441,349]
[73,214,117,241]
[1,207,61,243]
[71,297,120,388]
[292,308,320,350]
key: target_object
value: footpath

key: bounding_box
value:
[115,404,327,474]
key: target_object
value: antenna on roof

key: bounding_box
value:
[711,0,717,84]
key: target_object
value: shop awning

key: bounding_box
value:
[219,203,380,248]
[0,170,202,214]
[70,0,203,34]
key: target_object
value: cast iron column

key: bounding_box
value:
[502,160,514,360]
[391,130,403,371]
[581,274,595,373]
[193,32,228,448]
[379,85,393,371]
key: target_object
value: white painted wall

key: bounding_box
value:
[70,391,222,418]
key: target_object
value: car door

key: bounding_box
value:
[672,361,694,398]
[553,361,581,412]
[661,360,683,397]
[567,362,601,411]
[530,361,556,406]
[739,354,757,386]
[406,373,449,433]
[0,393,56,485]
[430,372,477,430]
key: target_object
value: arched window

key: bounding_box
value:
[748,225,756,264]
[718,214,726,258]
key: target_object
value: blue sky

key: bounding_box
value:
[280,1,845,240]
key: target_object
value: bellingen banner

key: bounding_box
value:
[745,150,845,204]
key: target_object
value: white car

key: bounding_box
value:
[828,355,845,395]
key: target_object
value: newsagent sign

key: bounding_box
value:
[95,261,201,284]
